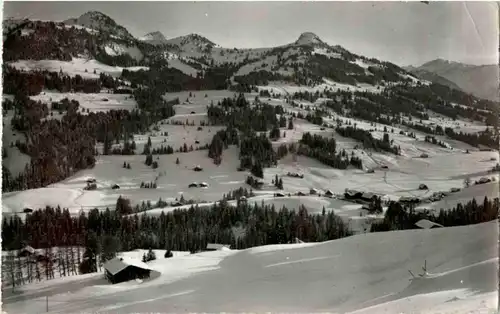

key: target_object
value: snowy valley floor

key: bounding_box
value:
[2,221,498,314]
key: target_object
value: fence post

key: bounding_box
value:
[46,295,48,312]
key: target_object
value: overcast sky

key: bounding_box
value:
[3,1,498,66]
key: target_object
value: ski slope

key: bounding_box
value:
[3,221,497,313]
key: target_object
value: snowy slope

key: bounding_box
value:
[139,31,167,45]
[8,57,148,79]
[3,221,497,313]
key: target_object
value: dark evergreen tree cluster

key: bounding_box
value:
[3,85,175,192]
[298,132,363,169]
[370,197,498,232]
[3,65,123,95]
[239,133,277,171]
[424,135,448,148]
[221,187,255,201]
[273,174,284,189]
[50,98,80,113]
[444,127,498,149]
[336,126,400,155]
[207,94,284,133]
[140,181,157,189]
[208,127,239,164]
[2,201,352,255]
[142,249,156,263]
[245,175,264,189]
[3,21,98,62]
[295,110,324,126]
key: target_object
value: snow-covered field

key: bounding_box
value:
[4,91,498,225]
[257,78,382,96]
[2,221,497,313]
[8,57,148,79]
[31,91,138,113]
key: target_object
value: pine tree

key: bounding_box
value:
[146,248,156,262]
[101,235,120,263]
[164,250,173,258]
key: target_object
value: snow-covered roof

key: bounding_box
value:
[345,189,361,196]
[20,245,35,254]
[206,243,230,250]
[103,257,153,276]
[362,192,376,199]
[415,219,443,229]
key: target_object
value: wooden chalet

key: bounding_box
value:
[103,257,152,284]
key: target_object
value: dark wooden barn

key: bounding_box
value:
[103,257,152,284]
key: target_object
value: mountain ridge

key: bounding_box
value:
[405,58,498,101]
[7,10,498,102]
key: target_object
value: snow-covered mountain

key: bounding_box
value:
[294,32,326,46]
[140,31,167,45]
[405,59,499,101]
[63,11,133,39]
[6,10,498,101]
[5,11,416,86]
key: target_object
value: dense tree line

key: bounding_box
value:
[2,65,124,95]
[239,133,278,172]
[444,127,498,149]
[393,84,495,124]
[336,126,400,155]
[207,94,285,133]
[298,132,363,169]
[371,196,499,232]
[221,187,255,201]
[424,135,448,148]
[122,62,238,92]
[2,200,352,254]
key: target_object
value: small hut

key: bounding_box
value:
[310,188,319,195]
[205,243,231,251]
[103,257,152,284]
[415,219,443,229]
[418,184,429,190]
[193,165,203,172]
[18,245,36,257]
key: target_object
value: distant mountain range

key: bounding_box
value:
[4,10,498,104]
[404,59,498,101]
